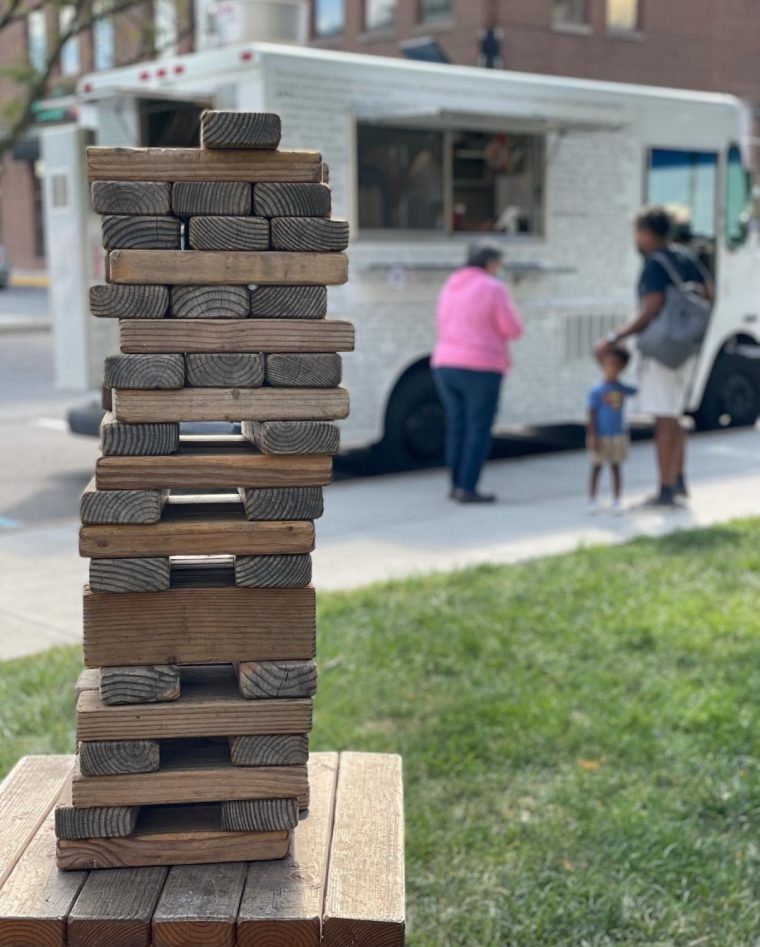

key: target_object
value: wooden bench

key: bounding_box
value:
[0,752,405,946]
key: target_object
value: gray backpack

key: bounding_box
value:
[637,251,712,369]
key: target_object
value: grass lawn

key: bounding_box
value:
[3,521,760,945]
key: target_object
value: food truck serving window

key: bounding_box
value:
[357,123,545,236]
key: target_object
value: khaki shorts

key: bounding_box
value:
[588,434,630,466]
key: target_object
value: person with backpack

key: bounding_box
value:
[596,206,713,507]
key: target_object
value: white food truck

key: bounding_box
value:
[45,43,760,466]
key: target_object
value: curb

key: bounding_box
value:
[8,273,50,288]
[0,318,52,333]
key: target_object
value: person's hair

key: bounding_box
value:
[467,242,503,270]
[635,205,672,239]
[605,345,631,370]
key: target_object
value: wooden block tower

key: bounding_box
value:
[55,112,354,869]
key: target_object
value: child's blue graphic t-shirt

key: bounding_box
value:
[588,381,637,437]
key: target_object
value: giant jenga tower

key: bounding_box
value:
[55,111,353,868]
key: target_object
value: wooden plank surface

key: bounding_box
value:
[0,804,86,947]
[87,146,322,183]
[80,504,314,557]
[237,752,338,947]
[76,667,313,741]
[66,865,167,947]
[171,182,251,217]
[112,387,349,424]
[96,437,332,490]
[152,862,247,947]
[90,283,169,319]
[99,665,181,705]
[79,741,160,777]
[323,753,405,947]
[229,734,309,767]
[201,111,281,150]
[89,557,171,593]
[91,181,171,216]
[265,353,342,387]
[72,744,308,808]
[80,478,166,525]
[237,660,318,700]
[249,284,327,318]
[243,419,340,455]
[57,807,289,871]
[234,553,312,589]
[239,486,324,521]
[83,585,316,666]
[170,284,249,318]
[271,217,350,252]
[103,354,184,390]
[188,216,270,251]
[185,353,265,388]
[108,250,348,286]
[101,215,181,250]
[120,318,355,354]
[100,414,180,457]
[0,756,72,894]
[253,182,331,218]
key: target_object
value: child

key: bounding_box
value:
[587,346,637,513]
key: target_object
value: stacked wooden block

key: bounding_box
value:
[55,111,354,869]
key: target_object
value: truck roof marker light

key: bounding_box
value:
[138,70,150,80]
[174,64,185,74]
[240,49,253,62]
[82,81,93,93]
[156,67,167,78]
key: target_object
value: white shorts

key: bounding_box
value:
[637,357,692,418]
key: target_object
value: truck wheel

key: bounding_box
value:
[693,353,760,430]
[379,367,445,470]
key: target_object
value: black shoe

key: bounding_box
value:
[449,487,463,500]
[643,487,678,508]
[457,490,497,504]
[673,475,689,499]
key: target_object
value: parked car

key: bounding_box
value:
[0,244,9,288]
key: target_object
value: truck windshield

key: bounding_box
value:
[726,144,752,250]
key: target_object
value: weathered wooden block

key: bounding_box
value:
[249,284,327,318]
[103,353,185,389]
[237,660,318,700]
[185,353,265,388]
[243,419,341,455]
[229,734,309,767]
[80,478,166,525]
[172,181,251,216]
[91,180,172,215]
[108,249,348,286]
[89,557,171,593]
[322,161,330,183]
[234,554,313,589]
[100,413,180,456]
[99,665,181,705]
[101,215,181,250]
[55,803,138,840]
[239,486,324,521]
[266,353,342,388]
[170,284,250,318]
[90,283,169,319]
[120,319,355,354]
[188,215,269,250]
[222,798,299,833]
[270,217,349,252]
[201,110,282,150]
[79,740,160,776]
[254,182,331,218]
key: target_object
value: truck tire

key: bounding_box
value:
[693,353,760,431]
[379,366,445,470]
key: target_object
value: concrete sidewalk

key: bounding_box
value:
[1,427,759,660]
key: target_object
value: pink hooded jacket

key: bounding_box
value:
[431,267,524,375]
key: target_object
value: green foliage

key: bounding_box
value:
[3,521,760,944]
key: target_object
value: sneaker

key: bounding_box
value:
[457,490,497,504]
[449,487,463,500]
[586,499,600,515]
[673,475,689,499]
[643,487,678,508]
[611,499,624,516]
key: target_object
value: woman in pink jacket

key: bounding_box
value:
[431,244,524,503]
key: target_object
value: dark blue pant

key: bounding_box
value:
[433,367,502,493]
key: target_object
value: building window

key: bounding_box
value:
[27,10,47,74]
[59,6,81,77]
[314,0,344,37]
[607,0,640,31]
[357,124,544,235]
[93,0,115,70]
[553,0,586,24]
[154,0,178,57]
[365,0,397,31]
[420,0,452,22]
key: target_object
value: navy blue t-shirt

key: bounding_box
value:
[638,246,706,299]
[588,381,637,437]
